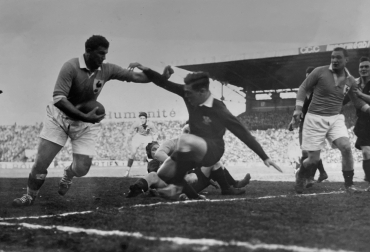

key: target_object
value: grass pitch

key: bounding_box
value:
[1,176,370,252]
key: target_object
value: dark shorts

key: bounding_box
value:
[201,138,224,167]
[354,118,370,150]
[188,168,210,193]
[355,136,370,150]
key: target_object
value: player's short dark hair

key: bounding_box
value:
[333,47,348,57]
[146,141,159,159]
[85,35,109,51]
[139,112,147,118]
[184,72,210,91]
[360,56,370,63]
[306,66,315,74]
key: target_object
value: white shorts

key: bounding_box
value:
[302,113,348,151]
[39,103,101,156]
[131,134,152,149]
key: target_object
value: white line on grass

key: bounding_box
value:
[127,190,345,208]
[0,221,354,252]
[0,211,93,221]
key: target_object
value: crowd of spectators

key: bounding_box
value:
[0,104,362,165]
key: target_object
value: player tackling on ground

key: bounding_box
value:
[124,112,158,177]
[292,47,367,194]
[12,35,169,207]
[126,63,282,199]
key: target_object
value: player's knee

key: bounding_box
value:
[177,135,194,151]
[147,172,159,183]
[72,158,92,177]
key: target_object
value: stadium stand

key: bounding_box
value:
[0,104,361,164]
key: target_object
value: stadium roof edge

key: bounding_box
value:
[176,40,370,92]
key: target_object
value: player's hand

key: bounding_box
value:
[354,87,363,98]
[127,62,148,71]
[162,65,174,79]
[288,117,295,131]
[263,158,283,173]
[292,110,302,128]
[85,107,105,123]
[209,179,220,189]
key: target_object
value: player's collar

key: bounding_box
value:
[79,55,101,71]
[199,94,214,107]
[328,64,351,77]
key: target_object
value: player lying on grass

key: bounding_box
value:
[12,35,171,207]
[127,126,251,199]
[126,63,282,200]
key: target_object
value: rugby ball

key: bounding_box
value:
[76,100,105,115]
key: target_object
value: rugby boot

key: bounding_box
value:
[126,184,145,198]
[317,172,328,183]
[58,174,73,196]
[221,186,246,195]
[234,173,251,188]
[294,167,307,194]
[12,194,35,207]
[306,176,316,188]
[345,185,364,193]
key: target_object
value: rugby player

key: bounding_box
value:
[12,35,169,207]
[292,47,368,194]
[353,56,370,188]
[289,67,328,188]
[126,63,281,199]
[124,112,158,177]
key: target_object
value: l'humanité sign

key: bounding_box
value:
[103,108,188,121]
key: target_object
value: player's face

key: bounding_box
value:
[184,85,205,106]
[151,144,159,158]
[331,51,347,71]
[139,116,147,124]
[359,61,370,77]
[88,46,108,69]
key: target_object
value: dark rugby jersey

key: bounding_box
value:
[144,69,269,161]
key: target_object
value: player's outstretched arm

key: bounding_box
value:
[263,158,283,173]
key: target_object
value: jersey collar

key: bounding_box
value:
[199,94,214,107]
[328,64,351,77]
[79,55,101,71]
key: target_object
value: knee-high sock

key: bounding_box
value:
[171,151,195,184]
[210,168,231,190]
[317,159,326,174]
[223,168,236,186]
[27,173,47,197]
[179,179,200,199]
[127,158,134,167]
[342,170,354,187]
[363,159,370,182]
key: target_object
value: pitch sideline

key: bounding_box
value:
[0,221,354,252]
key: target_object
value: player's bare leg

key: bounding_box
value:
[125,144,140,177]
[334,137,362,193]
[58,154,93,196]
[13,139,62,207]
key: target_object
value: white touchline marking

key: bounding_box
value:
[127,191,345,209]
[1,191,345,221]
[0,221,354,252]
[0,211,93,221]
